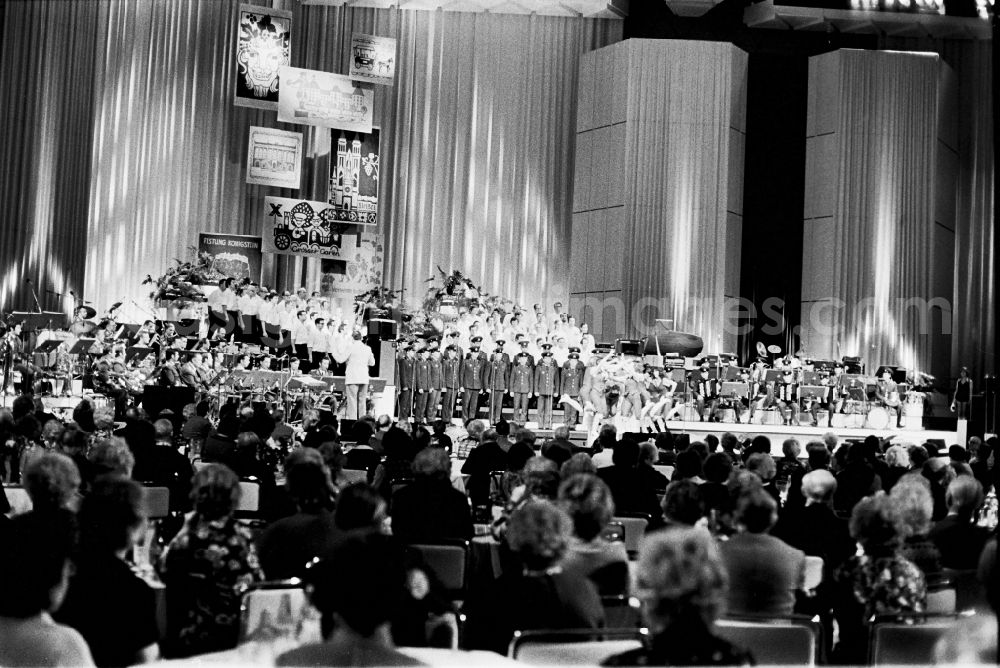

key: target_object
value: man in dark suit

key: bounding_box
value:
[929,476,991,570]
[391,448,473,543]
[461,426,507,507]
[596,439,663,527]
[719,488,806,616]
[773,469,853,569]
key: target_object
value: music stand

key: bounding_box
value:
[764,369,784,384]
[33,340,64,355]
[10,311,67,330]
[721,381,749,399]
[68,338,97,355]
[799,386,828,401]
[126,347,155,365]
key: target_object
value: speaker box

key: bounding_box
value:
[374,339,396,385]
[367,318,397,340]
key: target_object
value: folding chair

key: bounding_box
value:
[869,612,973,666]
[715,614,822,666]
[339,468,368,485]
[239,580,322,646]
[3,485,32,516]
[407,540,470,601]
[612,514,650,559]
[509,628,649,665]
[142,485,171,520]
[236,478,261,518]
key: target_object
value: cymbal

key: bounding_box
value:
[76,305,98,319]
[767,344,782,354]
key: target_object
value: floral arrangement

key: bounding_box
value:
[142,248,215,307]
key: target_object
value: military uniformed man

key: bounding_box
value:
[485,340,510,425]
[510,349,534,424]
[412,343,433,423]
[425,340,443,423]
[396,341,417,421]
[559,346,586,427]
[534,343,560,429]
[460,336,488,422]
[441,345,462,422]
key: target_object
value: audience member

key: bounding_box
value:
[160,464,263,657]
[335,483,389,532]
[833,493,926,663]
[557,474,628,594]
[0,512,93,667]
[372,427,417,501]
[276,531,421,667]
[559,452,597,479]
[55,478,160,667]
[929,475,989,570]
[257,449,340,580]
[637,441,668,492]
[834,442,881,515]
[391,448,473,543]
[890,474,943,578]
[602,528,752,667]
[200,416,239,468]
[597,440,663,525]
[662,480,705,528]
[22,452,81,516]
[461,428,507,507]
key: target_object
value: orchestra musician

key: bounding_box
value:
[876,369,902,427]
[69,305,97,337]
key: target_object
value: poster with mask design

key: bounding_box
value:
[234,4,292,110]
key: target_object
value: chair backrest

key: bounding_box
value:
[489,470,506,503]
[509,628,648,665]
[237,480,261,513]
[925,587,957,614]
[409,541,469,599]
[869,613,970,666]
[339,468,368,485]
[601,594,642,628]
[142,485,170,519]
[653,465,673,480]
[803,555,824,591]
[239,581,322,646]
[715,616,820,666]
[612,515,649,556]
[3,485,32,516]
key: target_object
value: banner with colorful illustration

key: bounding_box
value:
[320,232,384,305]
[327,128,380,225]
[263,196,345,259]
[234,5,292,110]
[197,233,263,284]
[277,66,374,133]
[349,34,396,86]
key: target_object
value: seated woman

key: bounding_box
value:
[557,473,629,595]
[159,464,263,658]
[55,478,160,667]
[468,498,604,654]
[390,447,473,544]
[22,452,81,517]
[0,512,94,667]
[832,493,927,664]
[276,532,423,667]
[602,527,752,666]
[890,474,943,579]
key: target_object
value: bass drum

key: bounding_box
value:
[866,406,890,430]
[830,412,848,429]
[717,407,737,424]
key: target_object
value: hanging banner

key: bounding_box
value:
[246,126,302,189]
[349,34,397,86]
[327,128,380,225]
[234,4,292,110]
[264,196,345,259]
[197,233,263,284]
[320,232,384,305]
[277,66,374,133]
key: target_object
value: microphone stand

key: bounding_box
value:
[28,282,42,314]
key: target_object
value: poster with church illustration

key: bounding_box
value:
[326,127,380,226]
[234,5,292,110]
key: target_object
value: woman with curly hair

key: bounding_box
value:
[558,473,629,595]
[831,492,926,664]
[469,498,604,654]
[602,527,752,666]
[889,474,943,578]
[159,464,263,657]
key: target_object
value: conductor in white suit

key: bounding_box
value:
[333,330,376,420]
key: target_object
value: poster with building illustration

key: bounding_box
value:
[326,128,380,225]
[234,5,292,110]
[349,33,396,86]
[246,126,302,189]
[277,66,373,133]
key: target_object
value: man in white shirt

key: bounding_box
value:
[310,317,330,368]
[333,330,376,420]
[292,310,311,370]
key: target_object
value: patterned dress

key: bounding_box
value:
[159,514,264,657]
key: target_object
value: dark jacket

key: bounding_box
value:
[390,478,474,543]
[929,514,991,570]
[461,441,507,506]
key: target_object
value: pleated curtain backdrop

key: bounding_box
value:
[0,0,621,315]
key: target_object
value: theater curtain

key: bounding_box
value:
[881,36,995,381]
[0,0,621,317]
[0,0,102,314]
